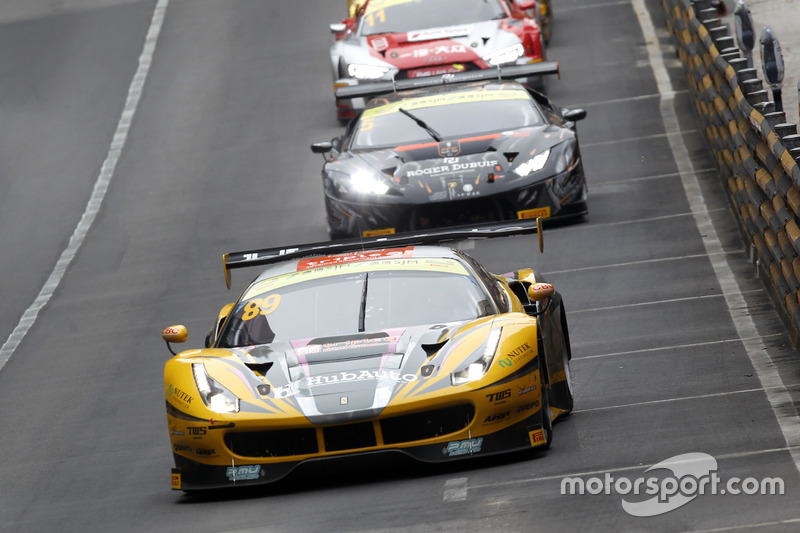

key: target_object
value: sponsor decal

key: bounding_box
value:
[529,428,546,445]
[438,140,461,157]
[173,444,191,453]
[196,448,217,457]
[363,89,530,119]
[171,430,185,436]
[516,400,540,414]
[486,389,511,403]
[497,342,532,368]
[299,336,399,354]
[226,465,261,481]
[187,426,207,437]
[296,247,413,271]
[407,26,471,43]
[445,437,483,456]
[171,469,181,490]
[405,160,500,177]
[370,36,389,51]
[167,384,193,406]
[483,411,511,425]
[517,385,537,395]
[363,228,396,237]
[272,369,426,398]
[518,207,551,220]
[408,64,466,78]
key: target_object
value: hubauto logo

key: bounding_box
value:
[561,452,784,517]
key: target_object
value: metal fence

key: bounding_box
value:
[661,0,800,345]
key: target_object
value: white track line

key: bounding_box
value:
[582,129,698,147]
[0,0,170,371]
[633,0,800,469]
[573,334,785,361]
[574,388,765,414]
[443,477,468,502]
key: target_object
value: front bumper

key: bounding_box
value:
[325,163,587,238]
[170,409,550,491]
[168,357,557,491]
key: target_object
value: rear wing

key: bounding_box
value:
[335,61,560,101]
[222,218,544,289]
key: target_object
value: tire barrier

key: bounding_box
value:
[661,0,800,345]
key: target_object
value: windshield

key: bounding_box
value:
[217,263,493,347]
[359,0,507,36]
[351,93,543,149]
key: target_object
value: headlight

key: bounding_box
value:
[513,148,550,177]
[192,363,240,413]
[350,169,390,195]
[347,64,390,79]
[482,44,524,66]
[451,328,502,386]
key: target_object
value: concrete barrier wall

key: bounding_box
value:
[661,0,800,345]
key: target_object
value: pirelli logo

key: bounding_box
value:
[171,469,181,490]
[529,429,546,446]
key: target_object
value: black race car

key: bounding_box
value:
[311,63,587,239]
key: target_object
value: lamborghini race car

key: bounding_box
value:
[162,222,574,491]
[330,0,547,120]
[311,63,588,239]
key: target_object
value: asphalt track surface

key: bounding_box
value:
[1,1,799,532]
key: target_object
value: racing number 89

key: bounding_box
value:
[241,294,281,321]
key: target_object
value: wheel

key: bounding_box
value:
[538,353,553,448]
[550,309,574,413]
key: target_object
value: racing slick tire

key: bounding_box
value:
[550,308,574,414]
[539,353,553,449]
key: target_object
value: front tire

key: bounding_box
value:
[539,354,553,448]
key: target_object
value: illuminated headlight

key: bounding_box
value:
[350,170,390,195]
[192,363,240,413]
[513,148,550,177]
[451,328,503,386]
[347,64,390,79]
[483,44,524,66]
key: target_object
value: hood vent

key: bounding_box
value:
[504,152,519,163]
[245,362,273,376]
[421,340,448,358]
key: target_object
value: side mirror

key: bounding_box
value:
[527,282,554,302]
[330,23,347,34]
[162,325,188,356]
[311,141,333,154]
[562,108,587,122]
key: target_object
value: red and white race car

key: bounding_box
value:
[330,0,548,121]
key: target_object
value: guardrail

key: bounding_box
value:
[661,0,800,346]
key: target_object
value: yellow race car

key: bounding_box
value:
[162,221,573,491]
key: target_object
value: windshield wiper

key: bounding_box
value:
[399,107,442,142]
[358,272,369,332]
